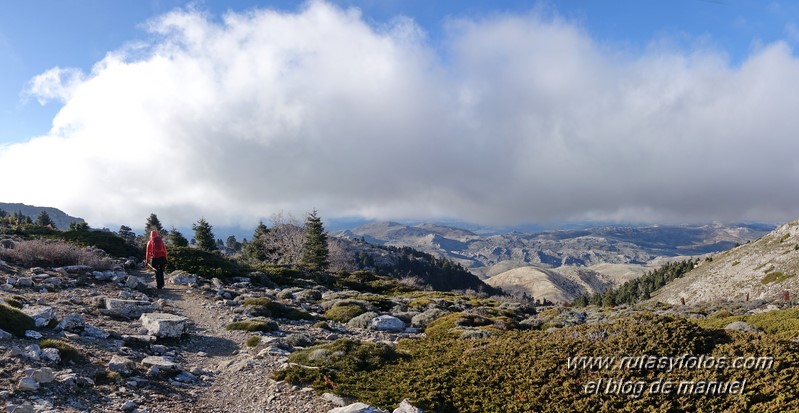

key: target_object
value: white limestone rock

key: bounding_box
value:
[370,315,404,332]
[328,403,388,413]
[139,313,190,338]
[104,298,155,318]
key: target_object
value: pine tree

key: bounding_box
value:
[35,210,55,228]
[192,217,216,252]
[145,213,164,236]
[168,226,189,247]
[300,209,329,271]
[118,225,136,244]
[226,235,241,251]
[244,221,270,262]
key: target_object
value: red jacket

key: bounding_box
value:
[146,230,168,261]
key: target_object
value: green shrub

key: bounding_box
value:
[246,336,261,347]
[40,339,83,363]
[95,370,123,384]
[4,297,23,309]
[325,303,367,323]
[779,233,790,243]
[313,321,332,330]
[225,319,279,332]
[254,265,302,286]
[166,247,245,279]
[274,313,799,412]
[0,303,36,336]
[56,229,141,258]
[242,297,314,320]
[761,271,795,284]
[273,338,400,389]
[708,309,733,319]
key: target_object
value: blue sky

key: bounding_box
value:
[2,1,796,145]
[1,1,798,228]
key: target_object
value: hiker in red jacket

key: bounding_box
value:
[145,230,168,289]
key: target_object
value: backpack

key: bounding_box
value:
[151,237,167,258]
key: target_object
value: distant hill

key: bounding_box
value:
[336,221,773,303]
[0,202,85,230]
[652,219,799,305]
[337,221,772,275]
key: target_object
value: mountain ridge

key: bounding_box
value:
[0,202,85,230]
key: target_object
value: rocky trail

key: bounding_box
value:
[1,263,420,413]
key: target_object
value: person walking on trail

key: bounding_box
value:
[145,230,168,289]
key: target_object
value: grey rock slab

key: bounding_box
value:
[141,356,180,370]
[104,298,155,318]
[83,325,110,339]
[126,276,149,291]
[24,330,42,339]
[15,277,33,287]
[109,355,134,375]
[169,272,198,285]
[57,313,85,332]
[27,367,56,383]
[21,305,56,327]
[139,313,190,338]
[7,402,34,413]
[0,328,12,339]
[370,315,404,332]
[17,377,39,391]
[41,348,61,363]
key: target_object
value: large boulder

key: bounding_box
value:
[17,377,39,392]
[103,299,154,318]
[169,271,198,285]
[57,313,85,332]
[27,367,56,384]
[370,315,404,332]
[21,306,56,327]
[125,276,148,291]
[139,313,190,338]
[108,355,134,375]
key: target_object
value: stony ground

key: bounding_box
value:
[0,262,418,413]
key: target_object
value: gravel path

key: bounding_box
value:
[150,281,337,413]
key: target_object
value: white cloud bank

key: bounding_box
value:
[3,1,799,228]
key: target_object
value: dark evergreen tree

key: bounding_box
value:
[168,226,189,247]
[145,213,164,236]
[13,211,32,226]
[244,221,270,262]
[192,218,216,252]
[118,225,136,244]
[35,210,55,228]
[69,221,89,231]
[225,235,241,251]
[300,209,329,271]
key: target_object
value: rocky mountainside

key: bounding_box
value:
[0,259,430,412]
[337,221,771,304]
[652,219,799,305]
[338,222,770,274]
[0,203,85,230]
[3,235,799,411]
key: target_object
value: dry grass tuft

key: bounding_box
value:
[0,239,113,268]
